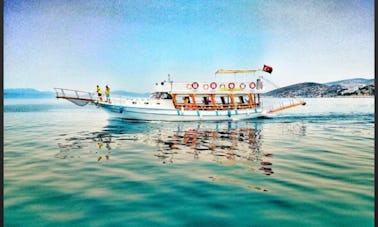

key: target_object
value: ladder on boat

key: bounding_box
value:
[54,88,97,106]
[267,100,306,114]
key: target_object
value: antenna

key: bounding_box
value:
[168,74,173,92]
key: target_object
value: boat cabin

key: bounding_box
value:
[151,79,263,111]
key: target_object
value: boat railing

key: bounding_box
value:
[109,95,152,105]
[54,88,96,101]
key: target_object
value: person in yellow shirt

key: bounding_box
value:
[96,85,103,102]
[105,85,111,103]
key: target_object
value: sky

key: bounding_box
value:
[4,0,374,92]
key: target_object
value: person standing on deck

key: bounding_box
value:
[105,85,111,103]
[96,85,103,102]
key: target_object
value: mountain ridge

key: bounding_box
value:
[324,78,374,86]
[4,88,55,98]
[264,78,374,97]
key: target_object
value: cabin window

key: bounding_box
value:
[238,96,245,104]
[184,96,190,104]
[151,92,161,99]
[173,95,197,110]
[221,96,225,104]
[236,95,250,104]
[213,95,231,109]
[195,95,213,110]
[175,95,193,105]
[197,96,211,105]
[254,94,260,105]
[235,95,251,109]
[151,92,172,99]
[202,97,209,105]
[161,92,172,99]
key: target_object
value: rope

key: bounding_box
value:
[260,76,306,111]
[261,76,281,90]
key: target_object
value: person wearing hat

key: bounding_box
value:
[105,85,111,103]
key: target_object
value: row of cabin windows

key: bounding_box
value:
[175,94,260,109]
[151,93,259,104]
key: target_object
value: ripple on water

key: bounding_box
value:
[4,98,374,226]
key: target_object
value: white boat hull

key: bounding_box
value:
[98,103,264,121]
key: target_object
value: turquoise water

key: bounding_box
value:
[4,97,374,226]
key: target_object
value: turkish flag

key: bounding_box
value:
[262,65,273,74]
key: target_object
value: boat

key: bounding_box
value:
[54,65,306,121]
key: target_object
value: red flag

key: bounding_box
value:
[262,65,273,74]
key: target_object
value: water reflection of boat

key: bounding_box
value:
[56,131,115,161]
[150,121,274,175]
[55,120,275,175]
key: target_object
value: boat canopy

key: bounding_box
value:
[215,69,259,74]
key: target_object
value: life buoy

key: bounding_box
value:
[239,83,246,89]
[249,82,256,89]
[228,82,235,89]
[219,83,226,89]
[192,82,199,89]
[186,83,192,89]
[210,82,217,89]
[203,84,209,90]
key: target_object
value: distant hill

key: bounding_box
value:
[325,78,374,87]
[264,78,374,97]
[264,82,329,97]
[4,88,55,98]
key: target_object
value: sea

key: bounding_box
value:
[4,97,375,226]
